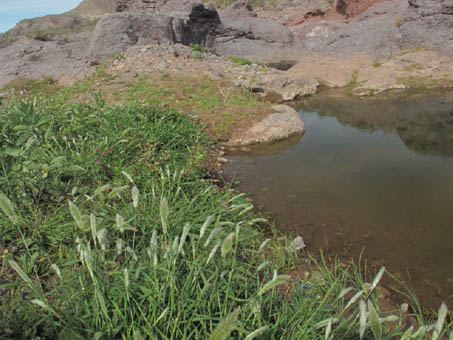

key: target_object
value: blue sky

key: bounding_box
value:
[0,0,84,33]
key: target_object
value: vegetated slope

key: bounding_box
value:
[67,0,117,18]
[0,0,116,48]
[0,75,451,339]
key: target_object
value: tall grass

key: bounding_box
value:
[0,96,451,339]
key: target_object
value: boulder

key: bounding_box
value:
[216,1,298,64]
[399,0,453,56]
[227,105,304,146]
[258,74,319,101]
[87,0,221,63]
[219,0,257,20]
[0,36,90,88]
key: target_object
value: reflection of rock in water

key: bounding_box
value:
[225,133,303,157]
[297,90,453,157]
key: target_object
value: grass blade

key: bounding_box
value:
[244,326,269,340]
[258,272,290,296]
[367,300,382,340]
[0,192,20,225]
[359,299,367,339]
[370,267,385,292]
[432,302,448,340]
[200,214,215,239]
[132,186,139,208]
[221,232,235,258]
[208,307,241,340]
[9,260,32,284]
[160,197,169,234]
[69,201,87,231]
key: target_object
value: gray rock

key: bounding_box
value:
[0,35,90,88]
[291,0,453,59]
[258,74,319,101]
[116,0,168,12]
[216,1,298,63]
[227,105,304,146]
[218,0,257,20]
[87,0,221,64]
[400,0,453,55]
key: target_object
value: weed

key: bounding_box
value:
[111,52,123,61]
[189,43,205,53]
[229,56,253,66]
[188,51,203,60]
[345,70,361,94]
[395,17,405,28]
[160,72,170,80]
[403,63,424,72]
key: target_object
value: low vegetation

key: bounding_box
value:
[0,73,451,339]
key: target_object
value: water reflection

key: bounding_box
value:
[300,90,453,157]
[227,89,453,308]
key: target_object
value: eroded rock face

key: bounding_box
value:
[88,0,221,63]
[116,0,168,12]
[90,0,299,65]
[400,0,453,55]
[334,0,389,18]
[217,2,297,63]
[228,105,304,146]
[0,35,90,87]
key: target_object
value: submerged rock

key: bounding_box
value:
[227,105,304,146]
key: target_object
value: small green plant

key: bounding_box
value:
[188,51,203,59]
[111,52,123,61]
[395,17,405,27]
[189,43,205,53]
[345,70,361,94]
[160,71,170,80]
[403,63,424,72]
[229,56,253,66]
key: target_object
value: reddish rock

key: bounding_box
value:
[285,0,394,27]
[334,0,391,18]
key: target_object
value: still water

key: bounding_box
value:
[227,90,453,308]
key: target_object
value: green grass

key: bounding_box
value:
[0,86,451,338]
[229,56,253,66]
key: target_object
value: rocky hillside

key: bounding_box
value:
[0,0,452,95]
[68,0,117,17]
[0,0,116,48]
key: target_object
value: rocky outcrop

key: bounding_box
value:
[334,0,388,18]
[116,0,168,12]
[399,0,453,55]
[88,0,221,63]
[227,105,304,145]
[89,0,299,65]
[68,0,117,18]
[0,34,90,87]
[216,1,297,63]
[289,0,453,59]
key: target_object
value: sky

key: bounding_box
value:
[0,0,84,33]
